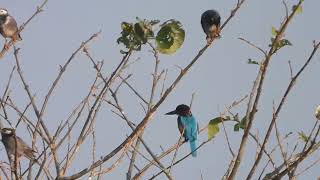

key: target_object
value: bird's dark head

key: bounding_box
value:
[0,8,8,16]
[201,9,221,26]
[1,128,15,137]
[166,104,191,116]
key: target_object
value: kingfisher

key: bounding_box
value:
[1,128,36,168]
[0,8,22,43]
[201,9,221,43]
[166,104,198,157]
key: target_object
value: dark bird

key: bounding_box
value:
[201,9,221,43]
[1,128,35,166]
[0,8,22,42]
[166,104,198,157]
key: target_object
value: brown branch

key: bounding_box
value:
[238,37,266,56]
[40,32,100,122]
[228,1,305,179]
[246,41,320,179]
[288,118,319,176]
[0,66,16,128]
[168,130,185,175]
[109,88,173,180]
[221,112,235,157]
[274,116,291,178]
[126,42,173,180]
[257,132,293,180]
[74,49,132,147]
[265,126,320,179]
[58,1,245,177]
[22,68,100,178]
[135,96,247,180]
[58,50,132,179]
[13,47,51,144]
[59,41,208,180]
[119,75,148,105]
[0,161,10,180]
[294,156,320,177]
[84,47,153,180]
[148,140,211,180]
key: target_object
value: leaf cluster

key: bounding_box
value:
[117,18,185,54]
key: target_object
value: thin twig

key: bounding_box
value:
[228,1,306,179]
[59,1,244,177]
[238,37,266,56]
[246,41,319,179]
[148,140,211,180]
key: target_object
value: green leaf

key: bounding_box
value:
[248,58,259,65]
[156,20,185,54]
[285,132,293,138]
[271,26,277,36]
[234,116,247,132]
[117,18,156,52]
[121,22,133,33]
[208,118,220,140]
[119,50,128,54]
[134,22,147,43]
[292,5,303,14]
[298,131,308,142]
[270,38,292,51]
[207,117,228,140]
[234,123,240,131]
[279,39,292,46]
[134,21,154,44]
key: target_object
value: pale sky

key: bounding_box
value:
[0,0,320,179]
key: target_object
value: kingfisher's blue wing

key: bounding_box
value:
[180,115,198,157]
[180,115,198,141]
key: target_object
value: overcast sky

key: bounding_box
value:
[0,0,320,179]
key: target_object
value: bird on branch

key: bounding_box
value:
[201,9,221,43]
[166,104,198,157]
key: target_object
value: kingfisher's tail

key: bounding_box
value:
[189,140,197,157]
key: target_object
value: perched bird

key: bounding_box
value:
[166,104,198,157]
[1,128,35,166]
[201,9,221,43]
[315,105,320,120]
[0,8,22,42]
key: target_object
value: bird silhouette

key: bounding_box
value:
[201,9,221,43]
[166,104,198,157]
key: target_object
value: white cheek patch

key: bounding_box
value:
[0,10,8,15]
[3,129,13,134]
